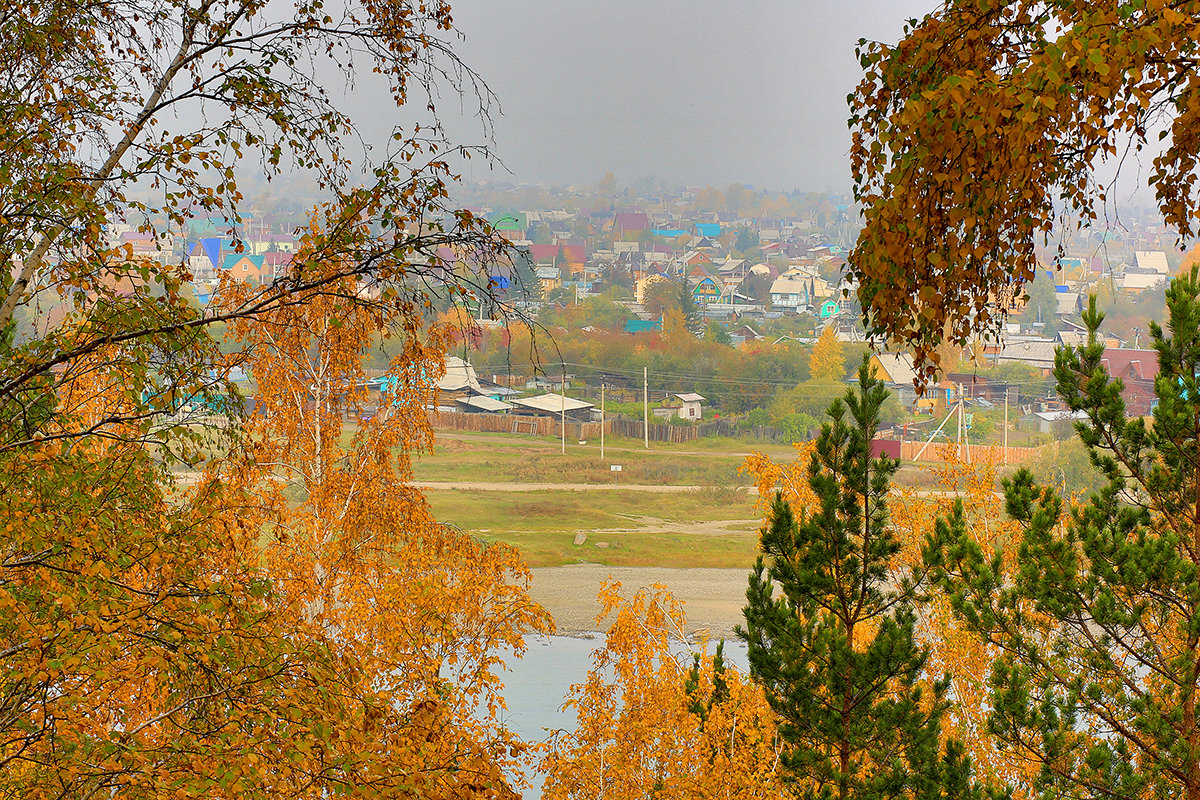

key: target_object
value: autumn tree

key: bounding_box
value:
[926,269,1200,800]
[0,438,386,798]
[219,221,553,798]
[542,582,780,800]
[809,325,846,381]
[0,334,452,797]
[0,0,528,794]
[849,2,1200,378]
[642,278,678,320]
[0,0,507,452]
[739,357,998,800]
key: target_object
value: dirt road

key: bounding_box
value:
[417,480,757,493]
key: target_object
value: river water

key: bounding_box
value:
[495,634,750,798]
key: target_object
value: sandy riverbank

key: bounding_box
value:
[528,564,752,641]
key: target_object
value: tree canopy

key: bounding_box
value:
[0,0,510,452]
[740,357,996,800]
[0,0,540,795]
[927,269,1200,799]
[850,1,1200,378]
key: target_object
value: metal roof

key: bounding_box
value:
[510,393,594,413]
[439,356,483,393]
[455,396,513,412]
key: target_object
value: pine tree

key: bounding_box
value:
[740,355,998,800]
[927,268,1200,800]
[678,278,702,335]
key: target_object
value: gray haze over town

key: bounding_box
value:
[437,0,937,191]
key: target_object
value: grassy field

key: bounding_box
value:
[388,426,994,569]
[410,428,958,490]
[410,430,794,486]
[426,487,762,568]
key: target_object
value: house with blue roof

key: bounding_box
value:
[690,274,722,304]
[694,222,721,238]
[188,238,222,280]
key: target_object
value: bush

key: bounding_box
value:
[776,413,818,444]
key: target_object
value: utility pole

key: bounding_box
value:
[956,384,963,460]
[561,365,566,455]
[600,383,605,462]
[1004,387,1010,465]
[643,366,649,449]
[964,386,971,464]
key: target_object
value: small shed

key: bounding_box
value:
[510,393,595,421]
[666,392,705,420]
[1019,409,1090,436]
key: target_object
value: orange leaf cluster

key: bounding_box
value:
[211,221,554,797]
[850,1,1200,379]
[541,582,781,800]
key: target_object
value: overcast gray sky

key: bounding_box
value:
[438,0,937,193]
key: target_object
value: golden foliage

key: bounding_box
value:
[661,306,691,347]
[849,2,1200,377]
[0,443,360,797]
[214,221,553,798]
[541,582,780,800]
[742,447,1044,797]
[741,442,818,516]
[808,326,845,381]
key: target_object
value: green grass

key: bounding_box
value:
[411,432,774,485]
[426,488,762,568]
[478,529,762,569]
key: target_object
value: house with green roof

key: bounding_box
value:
[819,299,841,319]
[221,253,267,284]
[490,212,527,241]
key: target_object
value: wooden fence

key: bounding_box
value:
[428,411,745,444]
[428,411,1045,463]
[897,439,1043,465]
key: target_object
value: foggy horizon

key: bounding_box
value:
[429,1,937,194]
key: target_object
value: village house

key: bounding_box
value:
[489,212,527,242]
[221,253,267,284]
[535,266,562,295]
[988,339,1059,375]
[612,212,649,238]
[664,392,705,420]
[1099,347,1159,416]
[188,239,221,280]
[688,271,722,304]
[510,393,596,422]
[768,272,814,312]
